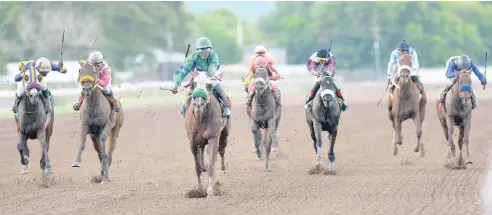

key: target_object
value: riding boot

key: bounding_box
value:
[271,88,282,106]
[212,84,231,118]
[304,80,321,110]
[12,94,21,113]
[180,96,191,117]
[104,90,120,112]
[245,88,255,107]
[333,82,348,111]
[73,92,84,111]
[411,75,425,95]
[471,91,478,109]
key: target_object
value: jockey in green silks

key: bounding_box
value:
[171,36,231,118]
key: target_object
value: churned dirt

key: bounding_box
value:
[0,83,490,215]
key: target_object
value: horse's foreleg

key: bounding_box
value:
[199,146,207,172]
[328,129,338,172]
[313,121,323,168]
[206,137,219,198]
[412,114,424,157]
[251,123,262,160]
[17,134,29,175]
[271,120,279,152]
[99,125,111,184]
[191,144,203,190]
[445,116,456,167]
[265,119,276,172]
[108,127,121,167]
[457,125,465,167]
[218,130,228,171]
[393,118,403,156]
[37,130,52,176]
[463,120,472,165]
[72,125,88,168]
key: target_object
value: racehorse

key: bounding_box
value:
[71,63,124,184]
[246,68,282,171]
[14,65,55,185]
[387,54,427,157]
[436,71,474,168]
[306,75,341,172]
[184,71,230,198]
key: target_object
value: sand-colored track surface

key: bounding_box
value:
[0,84,490,215]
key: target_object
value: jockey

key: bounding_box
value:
[171,36,231,118]
[439,55,487,109]
[73,51,121,112]
[248,45,278,69]
[304,48,348,111]
[12,57,67,114]
[387,40,425,94]
[244,55,282,106]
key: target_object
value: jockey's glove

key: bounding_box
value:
[481,79,487,86]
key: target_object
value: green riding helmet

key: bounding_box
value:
[196,37,212,49]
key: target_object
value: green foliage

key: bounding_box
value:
[259,2,492,69]
[194,8,243,64]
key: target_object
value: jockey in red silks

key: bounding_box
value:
[304,48,348,111]
[73,51,120,112]
[244,55,282,106]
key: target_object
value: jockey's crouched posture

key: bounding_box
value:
[387,40,425,94]
[171,36,231,118]
[73,51,120,112]
[244,55,282,107]
[439,55,487,109]
[12,57,67,114]
[304,48,348,111]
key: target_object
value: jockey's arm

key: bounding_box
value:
[470,60,486,83]
[14,60,31,82]
[244,67,254,86]
[173,54,197,86]
[50,62,67,74]
[387,51,398,77]
[411,51,420,73]
[326,56,336,76]
[98,67,111,88]
[206,51,220,77]
[306,59,318,75]
[445,60,457,79]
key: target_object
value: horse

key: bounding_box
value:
[13,65,54,185]
[306,75,342,172]
[184,71,230,198]
[246,68,282,171]
[387,54,427,157]
[436,71,474,168]
[71,63,124,184]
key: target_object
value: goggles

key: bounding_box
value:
[198,47,211,55]
[317,57,328,64]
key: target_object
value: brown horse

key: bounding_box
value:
[246,68,282,171]
[14,65,54,185]
[184,72,230,198]
[436,71,473,168]
[387,54,427,157]
[71,63,124,184]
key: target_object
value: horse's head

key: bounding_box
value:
[456,71,473,106]
[78,63,98,97]
[397,54,413,84]
[319,76,337,107]
[253,68,269,95]
[191,72,213,113]
[23,65,42,103]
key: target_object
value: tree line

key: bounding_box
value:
[1,2,491,74]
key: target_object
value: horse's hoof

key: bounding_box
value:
[206,187,214,197]
[271,148,277,152]
[44,168,53,176]
[202,168,207,173]
[264,169,272,172]
[20,165,28,175]
[466,161,473,164]
[393,148,398,156]
[252,149,257,153]
[72,161,80,168]
[220,165,226,171]
[101,180,109,185]
[413,147,419,153]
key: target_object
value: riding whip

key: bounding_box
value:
[484,50,487,90]
[60,30,65,62]
[328,40,333,52]
[91,36,99,52]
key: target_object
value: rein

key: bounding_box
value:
[452,72,472,97]
[79,74,101,106]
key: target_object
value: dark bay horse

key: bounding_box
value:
[246,68,282,171]
[184,72,230,198]
[14,65,54,185]
[306,75,341,172]
[436,71,474,168]
[387,54,427,157]
[71,63,124,184]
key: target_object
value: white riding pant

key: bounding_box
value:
[16,80,47,97]
[98,82,112,94]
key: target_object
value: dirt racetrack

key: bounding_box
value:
[0,83,490,215]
